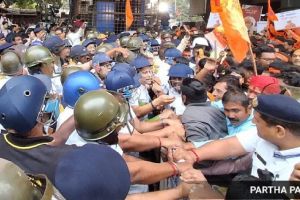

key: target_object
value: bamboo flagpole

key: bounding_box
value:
[248,43,258,76]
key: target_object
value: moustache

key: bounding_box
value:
[228,118,240,123]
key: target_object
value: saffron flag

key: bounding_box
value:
[210,0,250,63]
[126,0,134,30]
[267,0,279,39]
[211,0,222,13]
[268,0,278,22]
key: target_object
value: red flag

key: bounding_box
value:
[126,0,134,30]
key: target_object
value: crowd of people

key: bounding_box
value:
[0,13,300,200]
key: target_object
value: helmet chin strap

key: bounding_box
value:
[126,103,135,136]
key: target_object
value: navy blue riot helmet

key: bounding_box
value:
[55,144,131,200]
[130,55,151,69]
[0,75,47,135]
[139,34,150,42]
[82,39,96,48]
[168,63,194,78]
[164,48,182,65]
[168,64,194,93]
[112,63,140,88]
[92,52,112,67]
[112,63,136,76]
[149,39,160,53]
[105,70,139,99]
[63,71,102,108]
[43,35,65,55]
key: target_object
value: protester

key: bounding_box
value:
[181,78,227,145]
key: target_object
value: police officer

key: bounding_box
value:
[0,75,131,200]
[119,35,131,48]
[157,47,183,86]
[130,55,175,119]
[73,90,192,188]
[92,52,113,80]
[0,51,25,135]
[0,158,65,200]
[24,45,63,96]
[43,36,71,69]
[172,94,300,181]
[0,51,23,89]
[31,27,46,46]
[82,39,97,56]
[127,36,144,55]
[166,63,194,115]
[57,71,102,146]
[96,43,114,54]
[105,68,184,138]
[43,35,70,73]
[60,66,82,85]
[69,45,90,65]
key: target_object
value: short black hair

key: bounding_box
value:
[12,32,23,41]
[174,56,190,65]
[259,112,300,136]
[198,58,208,69]
[255,45,276,58]
[55,27,64,33]
[222,88,250,109]
[200,74,216,93]
[27,63,43,75]
[181,78,207,104]
[280,72,300,87]
[239,59,264,75]
[216,75,240,89]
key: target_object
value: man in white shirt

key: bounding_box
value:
[172,94,300,181]
[66,21,86,46]
[130,55,175,119]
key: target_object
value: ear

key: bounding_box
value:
[247,105,252,114]
[275,125,286,139]
[40,63,47,73]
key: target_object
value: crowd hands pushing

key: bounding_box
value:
[0,13,300,200]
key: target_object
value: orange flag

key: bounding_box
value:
[126,0,134,30]
[210,0,250,63]
[267,0,278,22]
[267,0,279,39]
[210,0,222,13]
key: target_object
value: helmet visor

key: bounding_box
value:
[36,95,59,127]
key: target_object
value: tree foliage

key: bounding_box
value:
[9,0,63,9]
[175,0,190,22]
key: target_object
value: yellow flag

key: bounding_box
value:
[211,0,250,63]
[126,0,134,30]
